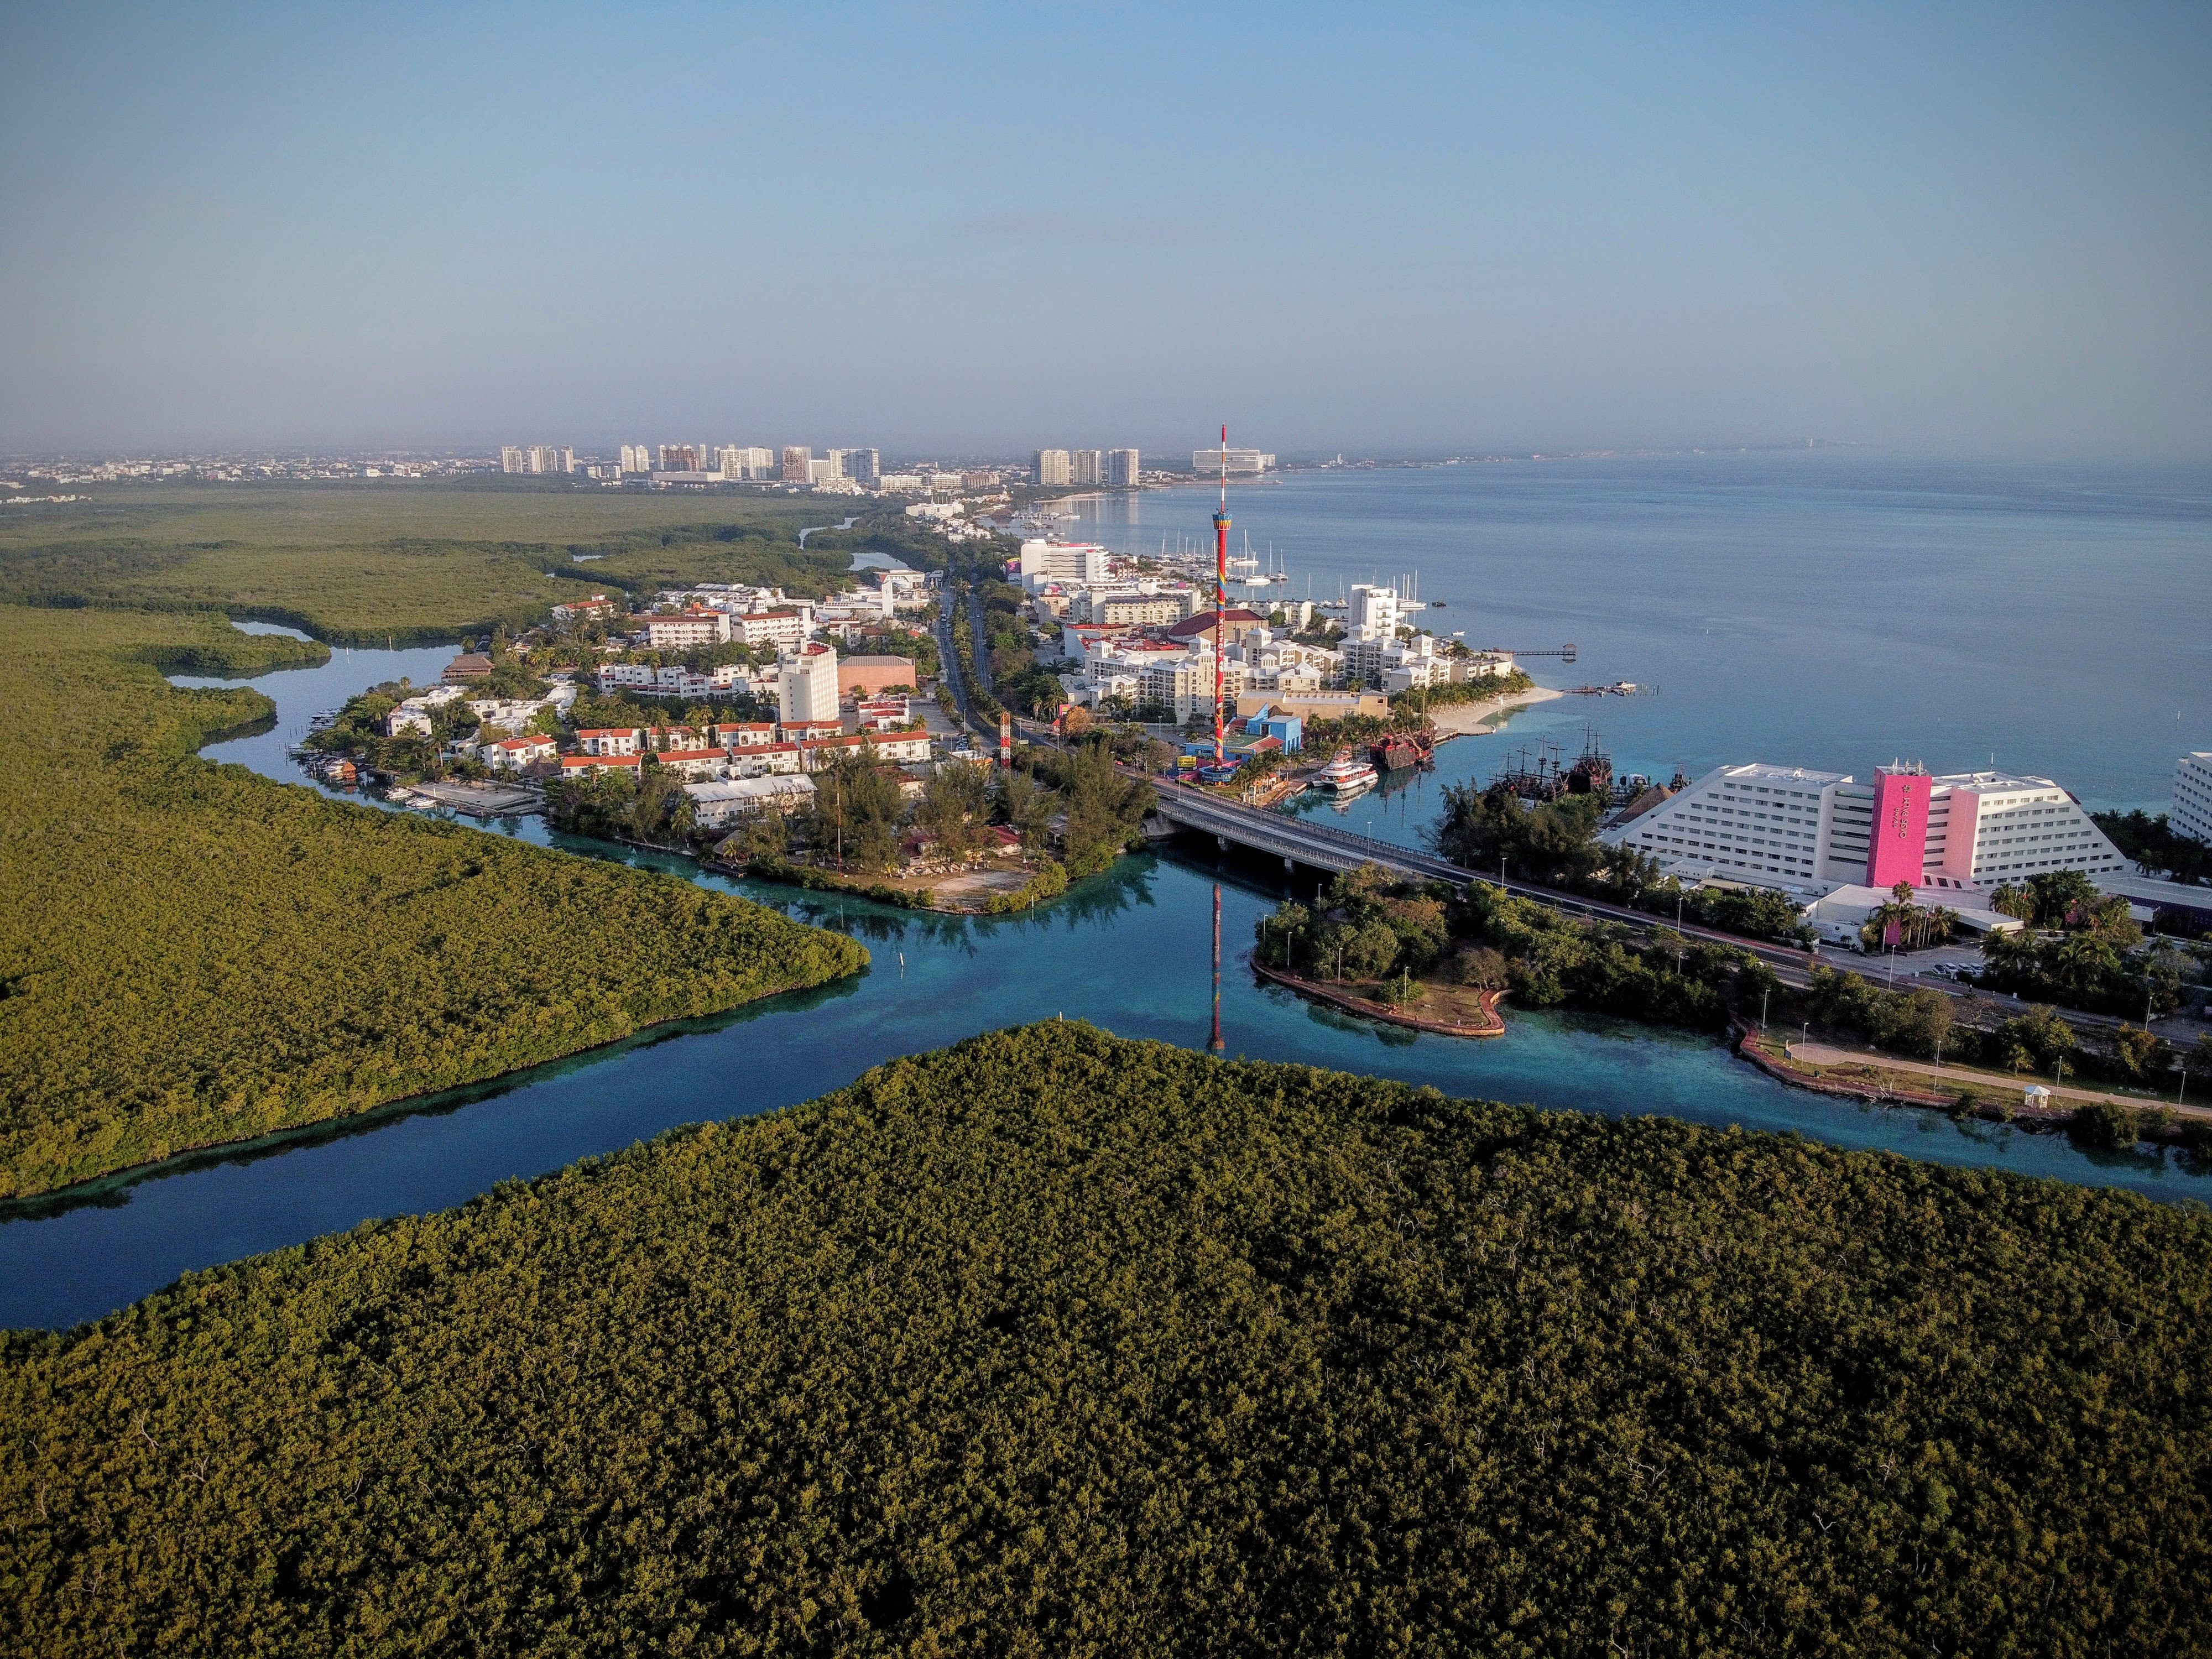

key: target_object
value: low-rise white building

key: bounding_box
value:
[684,775,817,828]
[383,684,467,737]
[654,748,733,779]
[573,727,643,757]
[798,732,933,771]
[479,735,556,772]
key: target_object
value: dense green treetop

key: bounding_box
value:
[5,1023,2209,1654]
[0,604,867,1196]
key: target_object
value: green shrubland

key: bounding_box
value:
[1260,866,1755,1029]
[5,1023,2210,1653]
[0,486,850,643]
[0,605,867,1196]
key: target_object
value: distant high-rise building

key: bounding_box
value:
[782,446,812,483]
[660,444,701,472]
[500,446,525,474]
[1108,448,1141,487]
[526,445,573,475]
[834,448,879,485]
[807,458,836,485]
[1034,448,1072,486]
[619,445,651,474]
[1071,449,1104,486]
[1193,447,1275,476]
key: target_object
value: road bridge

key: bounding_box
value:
[1147,779,1829,980]
[1150,781,1465,884]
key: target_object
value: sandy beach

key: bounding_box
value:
[1427,685,1566,738]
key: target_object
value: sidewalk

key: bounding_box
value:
[1781,1038,2207,1118]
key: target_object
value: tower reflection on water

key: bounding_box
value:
[1209,880,1225,1052]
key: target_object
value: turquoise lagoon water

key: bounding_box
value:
[4,460,2208,1331]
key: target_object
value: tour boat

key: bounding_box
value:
[1313,753,1379,792]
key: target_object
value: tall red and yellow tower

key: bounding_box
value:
[1212,425,1230,768]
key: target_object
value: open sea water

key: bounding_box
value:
[1063,453,2212,810]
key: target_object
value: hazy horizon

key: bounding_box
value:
[5,4,2209,460]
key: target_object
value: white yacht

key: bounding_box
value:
[1313,753,1379,793]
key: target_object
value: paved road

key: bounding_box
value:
[966,592,994,700]
[933,606,988,737]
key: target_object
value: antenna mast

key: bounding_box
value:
[1213,424,1230,769]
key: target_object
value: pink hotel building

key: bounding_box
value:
[1602,760,2127,897]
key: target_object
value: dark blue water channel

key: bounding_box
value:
[2,611,2204,1332]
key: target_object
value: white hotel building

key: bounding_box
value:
[1603,763,2127,895]
[2173,753,2212,846]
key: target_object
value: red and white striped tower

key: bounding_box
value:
[1212,424,1230,769]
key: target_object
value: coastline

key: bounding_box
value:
[0,962,864,1211]
[1426,685,1566,738]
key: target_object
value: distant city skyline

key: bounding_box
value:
[3,4,2209,459]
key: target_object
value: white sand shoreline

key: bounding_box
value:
[1427,685,1567,738]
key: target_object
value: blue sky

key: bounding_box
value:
[3,3,2208,457]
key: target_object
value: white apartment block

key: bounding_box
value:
[779,642,841,727]
[645,609,733,649]
[1139,651,1246,722]
[1018,539,1111,586]
[593,662,759,702]
[1348,583,1402,640]
[1603,763,2128,894]
[495,443,575,474]
[1071,450,1104,485]
[706,446,773,480]
[734,608,808,650]
[1079,591,1187,627]
[1034,448,1072,486]
[2173,753,2212,846]
[1108,448,1140,487]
